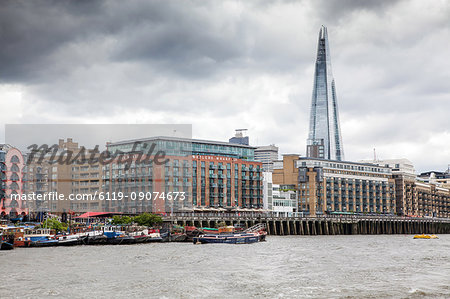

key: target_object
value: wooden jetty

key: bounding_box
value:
[164,213,450,236]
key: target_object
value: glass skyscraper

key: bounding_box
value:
[307,26,344,161]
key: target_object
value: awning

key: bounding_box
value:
[75,212,120,218]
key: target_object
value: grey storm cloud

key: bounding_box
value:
[0,0,449,172]
[0,0,289,83]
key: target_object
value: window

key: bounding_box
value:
[10,173,19,181]
[9,199,19,208]
[9,182,19,190]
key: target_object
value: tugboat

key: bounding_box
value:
[193,224,267,245]
[25,228,59,247]
[1,226,31,248]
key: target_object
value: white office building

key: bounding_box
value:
[255,145,279,172]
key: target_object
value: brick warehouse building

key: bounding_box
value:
[362,159,450,218]
[0,144,28,218]
[24,138,103,214]
[102,136,263,214]
[274,156,450,218]
[273,156,397,216]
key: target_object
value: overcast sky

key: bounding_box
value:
[1,0,449,173]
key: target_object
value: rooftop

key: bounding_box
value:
[299,157,391,169]
[108,136,257,149]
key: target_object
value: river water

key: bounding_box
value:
[1,235,449,298]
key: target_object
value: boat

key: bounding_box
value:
[81,230,107,245]
[1,228,15,250]
[193,225,266,245]
[84,234,108,245]
[200,227,219,234]
[129,229,152,243]
[9,216,23,223]
[0,241,14,250]
[14,235,31,247]
[132,235,150,243]
[102,226,136,245]
[22,228,59,247]
[145,229,165,243]
[170,233,187,242]
[159,231,169,242]
[413,234,439,239]
[193,232,261,244]
[58,238,80,246]
[1,226,31,247]
[170,225,187,242]
[244,223,267,241]
[30,237,60,247]
[185,226,203,242]
[56,235,81,246]
[108,234,136,245]
[24,228,55,243]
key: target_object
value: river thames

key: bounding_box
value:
[1,235,449,298]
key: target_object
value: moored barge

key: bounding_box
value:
[193,225,267,244]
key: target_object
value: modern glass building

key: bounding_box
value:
[307,26,344,161]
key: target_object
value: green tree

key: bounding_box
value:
[41,218,68,232]
[133,213,163,227]
[111,215,133,225]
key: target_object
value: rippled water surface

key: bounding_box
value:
[1,235,449,298]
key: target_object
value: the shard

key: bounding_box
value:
[306,26,344,161]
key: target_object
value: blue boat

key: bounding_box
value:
[30,238,59,247]
[24,228,54,242]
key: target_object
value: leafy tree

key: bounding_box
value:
[133,213,163,227]
[111,215,133,225]
[41,218,68,232]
